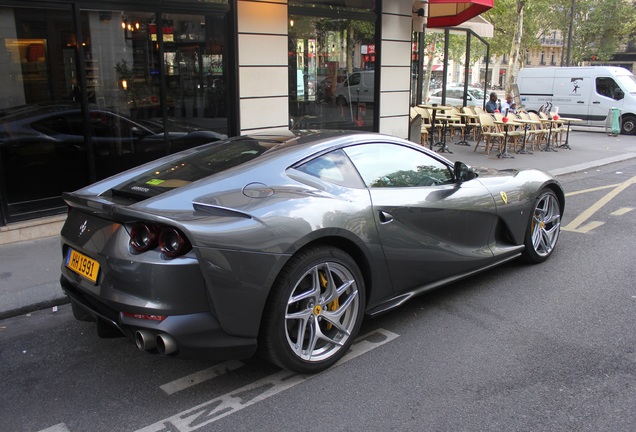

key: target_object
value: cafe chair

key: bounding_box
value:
[475,113,504,155]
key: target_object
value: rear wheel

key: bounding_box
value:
[522,189,562,263]
[259,246,365,373]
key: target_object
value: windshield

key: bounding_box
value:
[468,88,485,99]
[113,137,274,199]
[616,75,636,93]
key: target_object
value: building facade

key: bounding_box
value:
[0,0,421,226]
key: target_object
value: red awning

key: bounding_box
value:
[427,0,494,28]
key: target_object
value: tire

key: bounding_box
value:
[522,189,562,263]
[259,246,365,373]
[621,115,636,135]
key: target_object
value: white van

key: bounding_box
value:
[334,70,375,105]
[516,66,636,134]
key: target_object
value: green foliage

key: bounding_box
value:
[483,0,636,65]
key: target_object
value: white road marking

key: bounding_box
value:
[562,175,636,233]
[160,360,245,395]
[611,207,633,216]
[136,328,399,432]
[38,424,71,432]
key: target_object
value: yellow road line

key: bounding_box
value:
[565,183,620,197]
[562,175,636,233]
[611,207,634,216]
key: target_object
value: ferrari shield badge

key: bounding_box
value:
[500,191,508,204]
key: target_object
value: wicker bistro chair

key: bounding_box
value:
[444,107,466,144]
[474,113,504,155]
[492,113,525,152]
[411,106,431,146]
[519,112,545,150]
[461,106,479,140]
[539,112,565,146]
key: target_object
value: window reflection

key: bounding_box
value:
[288,12,376,131]
[344,144,453,188]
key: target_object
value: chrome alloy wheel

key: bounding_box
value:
[284,261,360,362]
[531,191,561,257]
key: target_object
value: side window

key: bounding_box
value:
[343,143,453,188]
[295,149,365,188]
[31,115,72,135]
[596,77,622,100]
[347,73,361,87]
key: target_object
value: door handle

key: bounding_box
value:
[593,101,601,104]
[379,211,393,223]
[577,101,585,103]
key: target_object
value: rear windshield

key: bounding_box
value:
[112,137,274,199]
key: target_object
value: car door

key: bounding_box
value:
[589,76,625,126]
[343,142,498,293]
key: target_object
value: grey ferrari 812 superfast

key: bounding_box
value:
[60,130,564,373]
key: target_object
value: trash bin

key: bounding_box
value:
[606,107,621,136]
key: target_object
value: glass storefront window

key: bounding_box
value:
[80,9,229,180]
[0,5,84,221]
[288,9,377,131]
[0,5,230,225]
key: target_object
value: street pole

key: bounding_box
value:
[566,0,575,66]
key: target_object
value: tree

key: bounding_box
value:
[484,0,636,85]
[570,0,636,64]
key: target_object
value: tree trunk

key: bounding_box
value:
[506,0,525,95]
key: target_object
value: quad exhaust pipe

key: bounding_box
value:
[135,330,156,351]
[135,331,177,355]
[156,333,178,355]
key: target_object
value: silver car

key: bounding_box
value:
[60,131,564,373]
[427,86,486,107]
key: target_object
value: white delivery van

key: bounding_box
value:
[516,66,636,134]
[335,70,375,105]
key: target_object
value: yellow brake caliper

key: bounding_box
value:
[320,271,339,330]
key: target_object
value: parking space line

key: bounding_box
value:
[562,175,636,233]
[38,423,71,432]
[611,207,633,216]
[136,328,399,432]
[160,360,245,395]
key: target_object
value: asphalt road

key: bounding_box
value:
[1,161,635,432]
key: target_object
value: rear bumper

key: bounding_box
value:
[60,275,257,360]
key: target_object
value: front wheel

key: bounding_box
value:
[522,189,562,263]
[259,246,365,373]
[621,114,636,135]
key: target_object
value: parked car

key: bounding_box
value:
[427,86,486,107]
[335,70,375,105]
[517,66,636,134]
[60,130,564,373]
[0,102,227,158]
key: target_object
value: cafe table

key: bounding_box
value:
[539,117,563,152]
[419,105,453,152]
[456,111,479,145]
[554,117,583,150]
[493,118,522,159]
[512,117,541,154]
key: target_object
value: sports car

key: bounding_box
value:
[59,130,564,373]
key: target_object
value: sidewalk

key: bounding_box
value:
[1,128,636,320]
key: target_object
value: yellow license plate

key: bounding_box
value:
[66,248,100,284]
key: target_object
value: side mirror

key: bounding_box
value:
[454,161,478,183]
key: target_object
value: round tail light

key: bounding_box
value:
[159,228,192,258]
[130,224,158,252]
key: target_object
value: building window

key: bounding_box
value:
[288,4,377,131]
[540,52,546,65]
